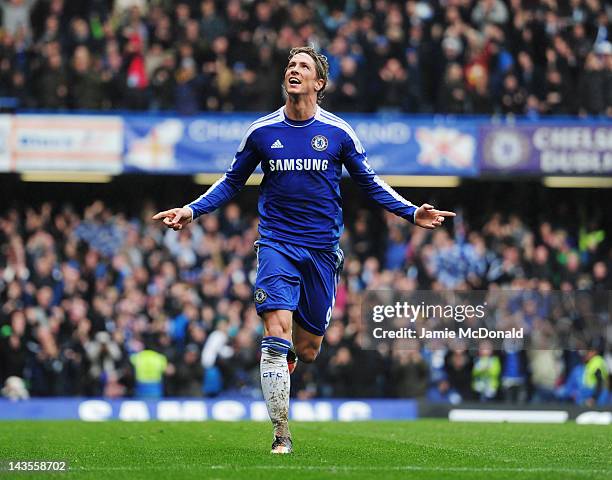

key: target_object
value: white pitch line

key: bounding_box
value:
[72,464,612,475]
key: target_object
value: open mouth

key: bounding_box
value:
[288,77,301,85]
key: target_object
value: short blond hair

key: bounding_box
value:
[286,46,329,104]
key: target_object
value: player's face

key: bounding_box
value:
[284,52,324,99]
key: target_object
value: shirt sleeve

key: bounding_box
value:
[185,131,261,220]
[341,130,417,224]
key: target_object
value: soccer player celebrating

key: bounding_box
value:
[153,47,455,454]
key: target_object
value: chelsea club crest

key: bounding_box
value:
[254,288,267,304]
[311,135,328,151]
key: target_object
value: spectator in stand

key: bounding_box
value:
[500,340,528,404]
[445,344,474,403]
[500,73,527,115]
[0,195,611,402]
[123,33,149,110]
[70,45,102,109]
[174,57,203,115]
[150,52,176,111]
[37,51,69,109]
[471,0,509,28]
[1,0,37,37]
[579,345,609,407]
[0,0,605,116]
[329,56,364,113]
[168,343,204,397]
[529,331,564,403]
[0,311,27,384]
[516,51,544,99]
[544,67,571,114]
[389,348,429,398]
[200,319,232,396]
[85,331,123,396]
[472,340,501,401]
[603,45,612,116]
[578,52,607,116]
[438,62,468,114]
[324,346,356,398]
[130,340,169,398]
[378,57,419,112]
[199,0,227,43]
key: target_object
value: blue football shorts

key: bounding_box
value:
[253,239,344,336]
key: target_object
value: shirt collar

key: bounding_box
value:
[281,105,319,127]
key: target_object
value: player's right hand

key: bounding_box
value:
[152,207,193,231]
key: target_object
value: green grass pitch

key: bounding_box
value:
[0,420,610,479]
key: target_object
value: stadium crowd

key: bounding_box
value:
[0,198,610,404]
[0,0,611,115]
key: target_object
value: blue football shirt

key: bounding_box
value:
[186,106,417,250]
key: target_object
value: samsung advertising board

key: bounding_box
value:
[0,399,418,422]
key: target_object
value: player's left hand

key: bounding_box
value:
[414,203,456,229]
[152,207,193,231]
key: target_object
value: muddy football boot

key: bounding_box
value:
[271,436,293,454]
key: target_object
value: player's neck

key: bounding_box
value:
[284,95,317,121]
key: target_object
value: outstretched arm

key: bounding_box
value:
[342,133,455,229]
[152,130,261,230]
